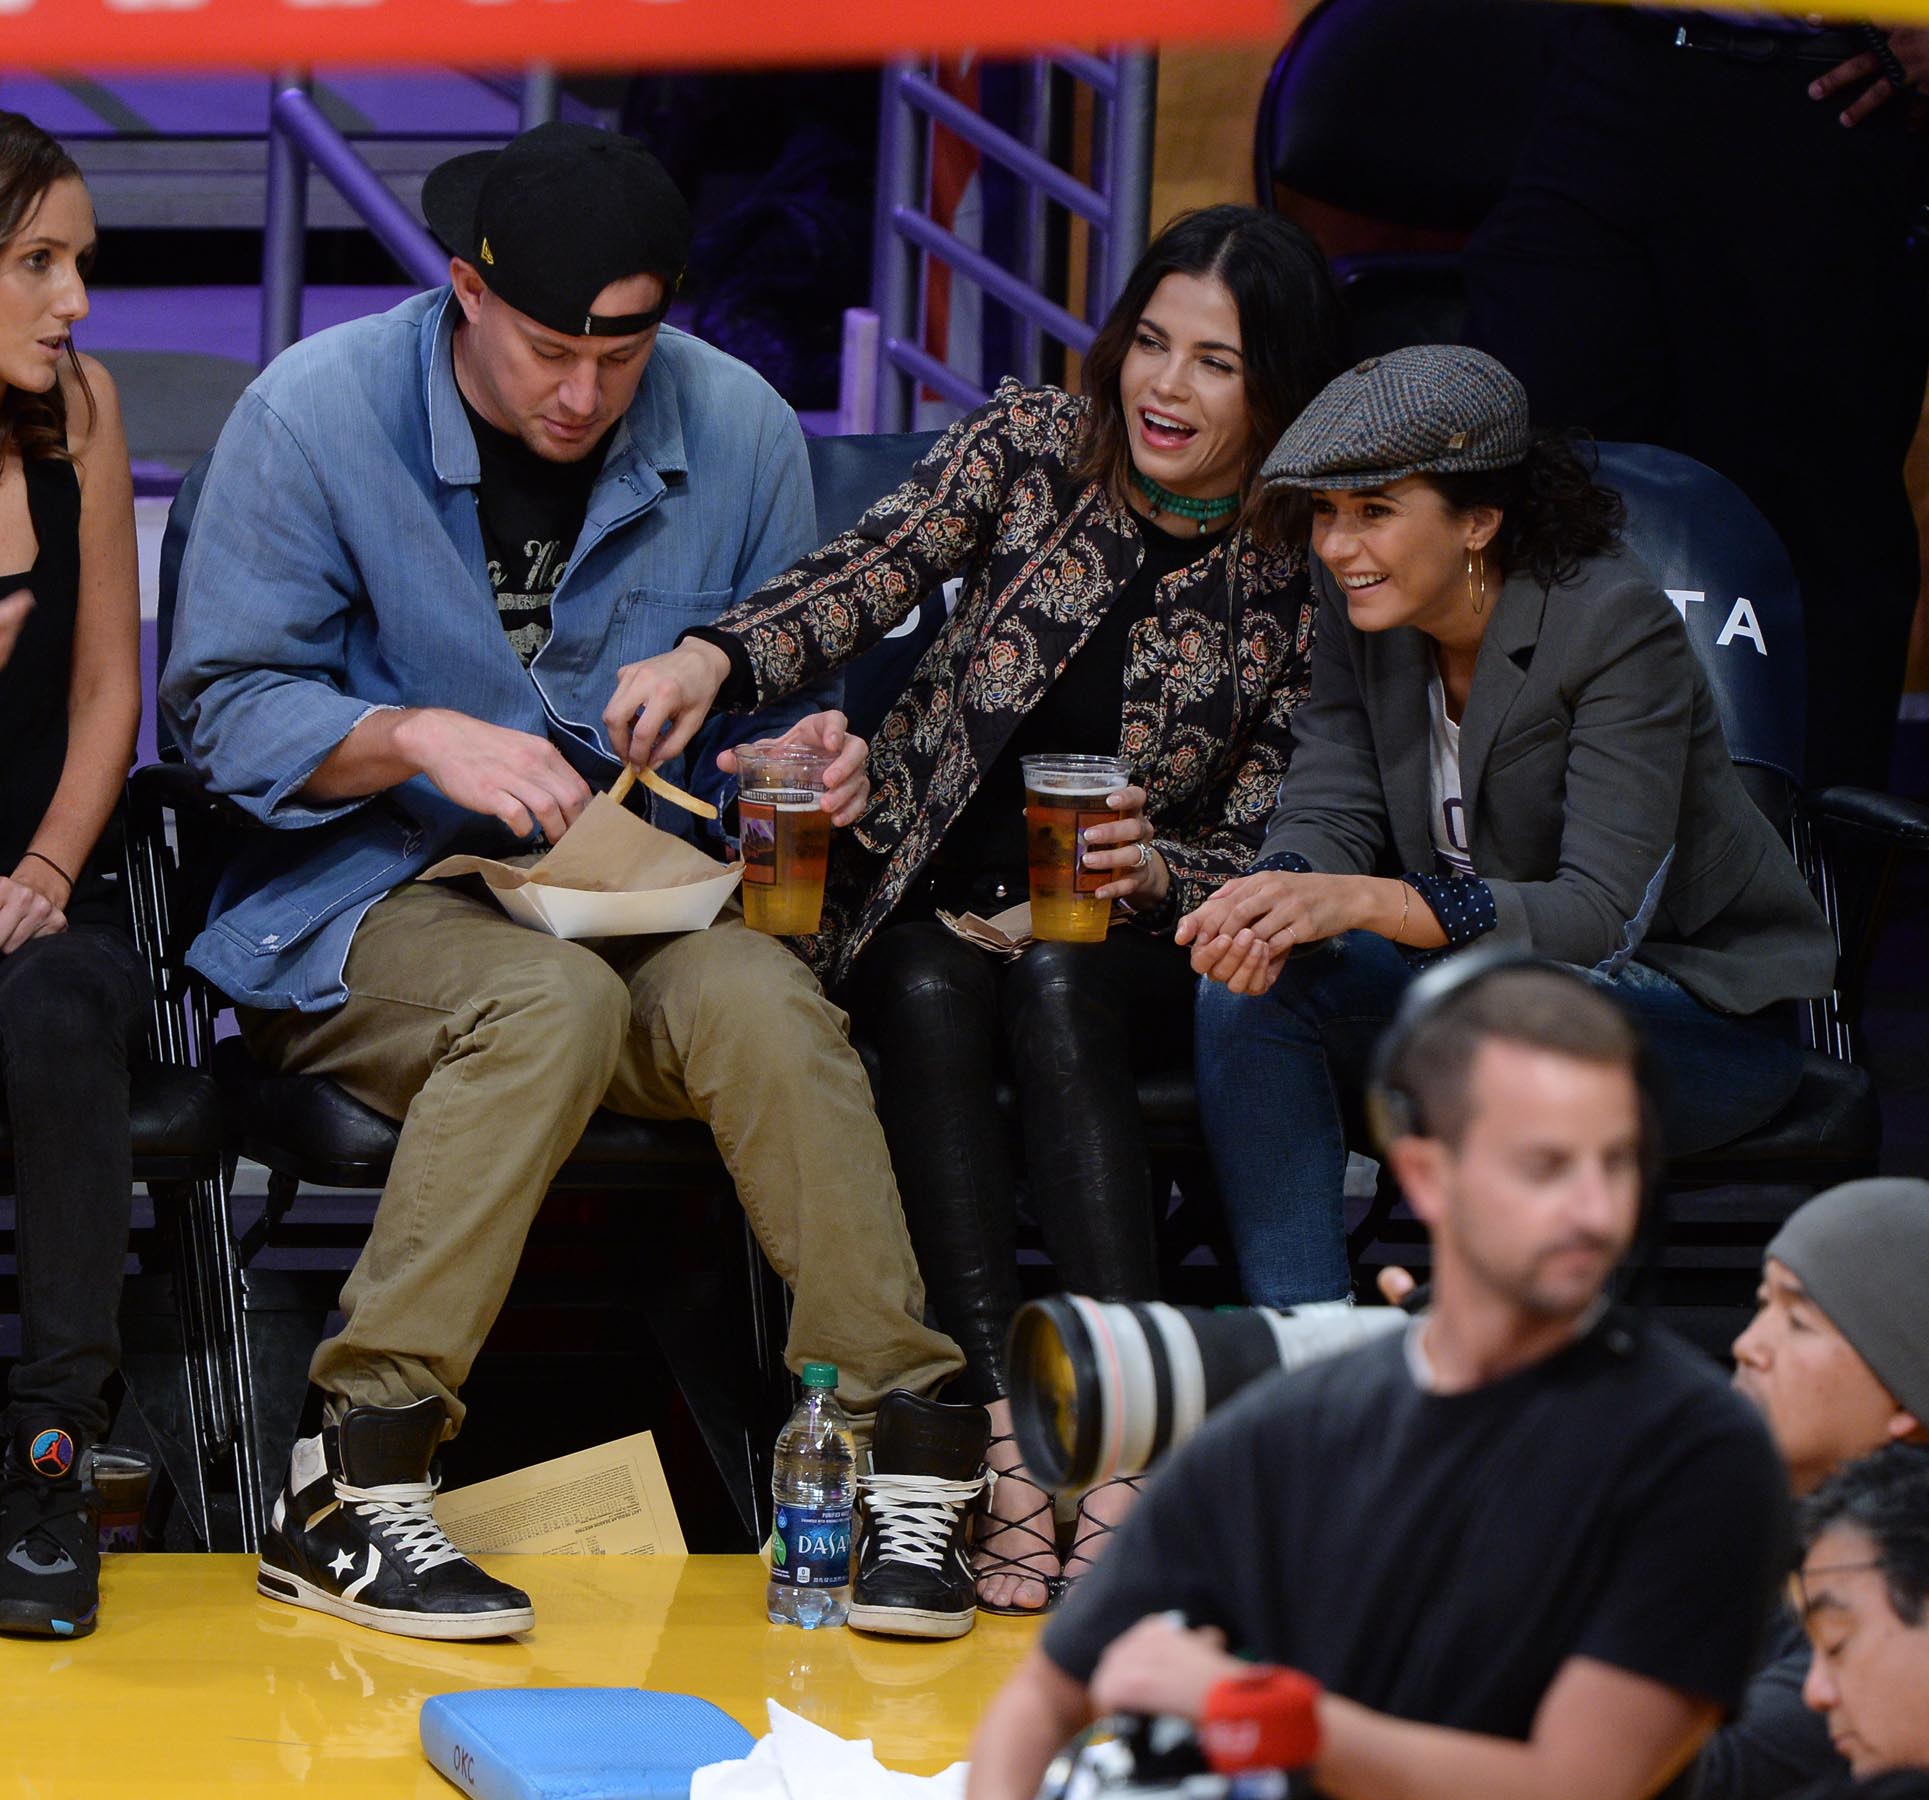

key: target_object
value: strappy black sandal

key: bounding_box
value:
[973,1433,1062,1616]
[1059,1473,1145,1596]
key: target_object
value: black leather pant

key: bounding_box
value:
[847,920,1195,1405]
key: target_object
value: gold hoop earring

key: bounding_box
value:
[1467,546,1487,616]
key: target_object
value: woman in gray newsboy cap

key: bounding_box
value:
[1179,345,1838,1309]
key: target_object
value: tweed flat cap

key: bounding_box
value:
[1262,344,1531,490]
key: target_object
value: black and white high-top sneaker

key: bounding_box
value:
[848,1389,989,1640]
[0,1419,100,1639]
[256,1396,533,1641]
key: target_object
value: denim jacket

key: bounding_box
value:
[161,288,825,1011]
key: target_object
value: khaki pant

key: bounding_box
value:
[241,878,962,1425]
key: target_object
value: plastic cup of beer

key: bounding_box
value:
[91,1446,154,1553]
[736,741,834,936]
[1020,753,1133,943]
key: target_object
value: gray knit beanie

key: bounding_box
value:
[1765,1178,1929,1424]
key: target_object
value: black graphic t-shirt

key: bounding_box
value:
[460,392,613,667]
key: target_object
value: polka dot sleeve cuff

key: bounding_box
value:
[1251,851,1316,876]
[1407,872,1497,946]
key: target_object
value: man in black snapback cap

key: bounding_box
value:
[422,120,689,348]
[164,122,966,1642]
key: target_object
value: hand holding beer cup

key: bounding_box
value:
[1077,783,1169,910]
[734,739,837,936]
[1020,754,1153,943]
[718,710,870,827]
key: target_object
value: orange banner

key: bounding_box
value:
[0,0,1283,70]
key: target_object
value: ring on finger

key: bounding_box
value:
[1133,840,1152,871]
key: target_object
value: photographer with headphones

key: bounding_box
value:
[965,957,1785,1800]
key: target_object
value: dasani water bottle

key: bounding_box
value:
[766,1361,854,1627]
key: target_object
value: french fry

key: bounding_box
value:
[642,767,719,820]
[607,763,718,821]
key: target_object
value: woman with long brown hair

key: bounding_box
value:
[612,205,1344,1628]
[0,111,144,1641]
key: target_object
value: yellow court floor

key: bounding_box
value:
[0,1555,1041,1799]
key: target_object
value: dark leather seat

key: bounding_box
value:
[126,1065,225,1168]
[1677,1059,1879,1181]
[0,1063,221,1173]
[211,1039,719,1188]
[804,429,944,741]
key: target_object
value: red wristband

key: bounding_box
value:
[1200,1666,1323,1773]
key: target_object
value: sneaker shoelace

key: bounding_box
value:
[859,1471,986,1571]
[334,1478,467,1575]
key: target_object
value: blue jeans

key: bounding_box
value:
[1194,934,1807,1308]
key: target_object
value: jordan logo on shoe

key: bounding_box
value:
[28,1429,73,1478]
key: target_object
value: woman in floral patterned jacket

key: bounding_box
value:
[614,206,1342,1618]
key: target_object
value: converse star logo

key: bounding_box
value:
[329,1549,356,1579]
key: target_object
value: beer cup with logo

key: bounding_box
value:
[736,741,835,935]
[1019,753,1132,943]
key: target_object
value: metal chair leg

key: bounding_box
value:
[151,1164,264,1550]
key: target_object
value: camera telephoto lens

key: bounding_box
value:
[1007,1295,1407,1489]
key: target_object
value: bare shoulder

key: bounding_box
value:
[59,351,126,463]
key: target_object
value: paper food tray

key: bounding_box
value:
[485,869,742,938]
[422,793,743,940]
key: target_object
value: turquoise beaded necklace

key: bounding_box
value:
[1130,468,1240,533]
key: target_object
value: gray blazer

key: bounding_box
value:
[1258,551,1835,1015]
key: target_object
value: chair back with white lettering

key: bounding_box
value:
[1595,441,1806,821]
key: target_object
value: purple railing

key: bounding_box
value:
[258,68,555,367]
[866,50,1155,430]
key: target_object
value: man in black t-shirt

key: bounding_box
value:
[966,962,1786,1800]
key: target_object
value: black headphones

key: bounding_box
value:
[1364,946,1666,1315]
[1366,947,1660,1180]
[1366,948,1561,1151]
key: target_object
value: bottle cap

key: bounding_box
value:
[801,1362,839,1388]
